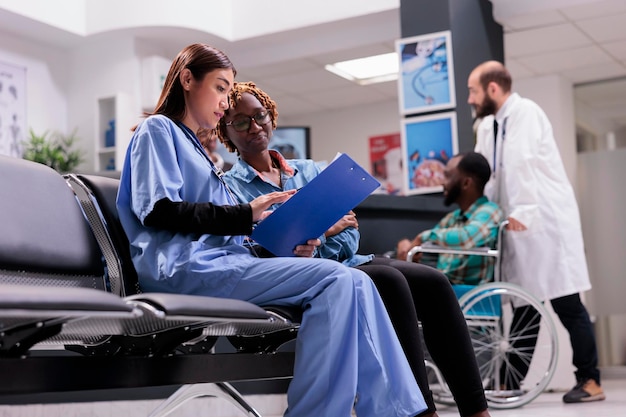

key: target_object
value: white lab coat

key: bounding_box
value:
[474,93,591,302]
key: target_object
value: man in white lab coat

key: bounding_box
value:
[468,60,605,404]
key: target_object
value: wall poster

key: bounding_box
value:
[401,111,458,195]
[369,132,403,195]
[396,30,455,115]
[0,61,26,158]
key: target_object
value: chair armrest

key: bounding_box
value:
[125,293,269,320]
[406,242,499,262]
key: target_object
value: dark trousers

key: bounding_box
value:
[505,292,600,387]
[357,257,487,417]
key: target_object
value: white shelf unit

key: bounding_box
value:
[95,93,133,173]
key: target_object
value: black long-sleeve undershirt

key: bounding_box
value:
[144,198,253,236]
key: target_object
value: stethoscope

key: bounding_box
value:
[174,120,265,254]
[174,120,238,205]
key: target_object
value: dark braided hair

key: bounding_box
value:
[216,81,278,153]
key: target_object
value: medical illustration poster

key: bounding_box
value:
[401,111,458,195]
[0,61,26,158]
[396,31,456,115]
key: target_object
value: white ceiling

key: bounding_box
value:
[498,0,626,129]
[2,0,626,128]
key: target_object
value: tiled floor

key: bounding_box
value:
[1,376,625,416]
[434,377,626,417]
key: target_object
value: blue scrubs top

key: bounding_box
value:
[116,115,255,297]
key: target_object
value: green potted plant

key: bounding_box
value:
[22,128,85,173]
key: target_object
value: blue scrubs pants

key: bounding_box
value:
[227,256,426,417]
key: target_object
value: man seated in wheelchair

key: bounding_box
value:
[396,151,503,289]
[396,152,507,392]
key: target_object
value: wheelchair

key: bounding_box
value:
[406,221,558,409]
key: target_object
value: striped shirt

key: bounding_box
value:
[419,196,503,285]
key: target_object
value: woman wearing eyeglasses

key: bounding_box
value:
[219,81,492,417]
[116,44,427,417]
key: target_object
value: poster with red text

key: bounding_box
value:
[369,132,403,195]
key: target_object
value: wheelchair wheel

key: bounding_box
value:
[458,282,558,409]
[426,359,456,406]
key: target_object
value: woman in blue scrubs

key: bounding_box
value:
[116,43,426,417]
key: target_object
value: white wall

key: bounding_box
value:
[0,0,86,34]
[284,97,402,168]
[66,34,144,171]
[0,24,403,173]
[0,26,401,172]
[575,98,617,139]
[0,29,149,172]
[578,148,626,365]
[0,31,69,141]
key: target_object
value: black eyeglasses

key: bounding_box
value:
[225,110,271,132]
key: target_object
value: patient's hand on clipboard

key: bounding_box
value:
[293,239,321,258]
[325,211,358,238]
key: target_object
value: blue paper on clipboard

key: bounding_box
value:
[250,153,380,257]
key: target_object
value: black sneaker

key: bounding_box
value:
[563,378,606,403]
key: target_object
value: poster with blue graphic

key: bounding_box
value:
[401,112,458,195]
[396,31,456,115]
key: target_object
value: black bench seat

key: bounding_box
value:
[0,155,298,416]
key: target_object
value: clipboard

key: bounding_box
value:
[250,153,380,257]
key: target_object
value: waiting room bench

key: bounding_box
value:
[0,155,299,416]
